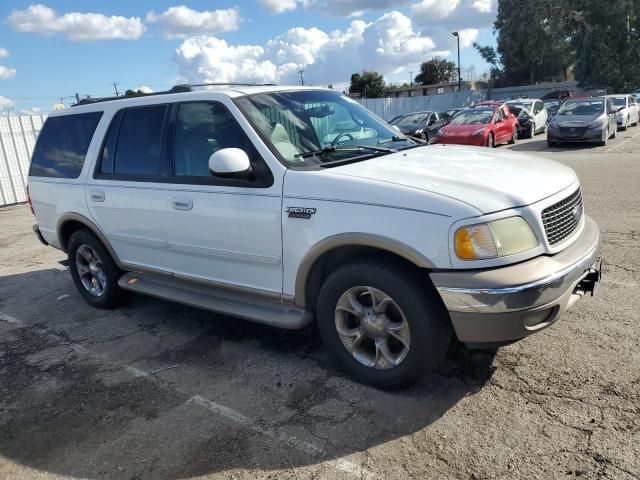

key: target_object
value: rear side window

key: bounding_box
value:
[114,105,167,176]
[29,112,102,178]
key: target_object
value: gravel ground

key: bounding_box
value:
[0,129,638,480]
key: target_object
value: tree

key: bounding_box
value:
[414,57,457,86]
[124,89,148,96]
[473,43,504,86]
[349,71,386,98]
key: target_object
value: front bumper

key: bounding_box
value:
[547,126,604,143]
[431,216,601,347]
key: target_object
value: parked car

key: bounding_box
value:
[547,97,617,146]
[542,90,573,100]
[389,111,447,142]
[544,99,562,122]
[505,98,548,136]
[505,104,535,139]
[433,105,517,147]
[604,95,639,130]
[443,108,464,120]
[28,85,602,389]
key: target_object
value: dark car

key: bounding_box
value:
[389,111,447,142]
[547,97,617,146]
[542,90,573,100]
[506,104,534,138]
[443,108,464,121]
[543,99,561,122]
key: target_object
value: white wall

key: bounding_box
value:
[0,114,46,207]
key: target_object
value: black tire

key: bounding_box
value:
[508,127,517,144]
[547,140,557,147]
[529,122,535,138]
[316,261,452,389]
[68,229,125,309]
[486,133,495,148]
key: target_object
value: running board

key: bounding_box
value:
[118,272,312,330]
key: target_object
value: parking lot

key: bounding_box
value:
[1,129,638,480]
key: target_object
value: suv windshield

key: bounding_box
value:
[235,90,415,166]
[558,100,604,115]
[449,109,494,125]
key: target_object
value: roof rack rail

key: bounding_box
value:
[72,85,191,107]
[72,82,278,107]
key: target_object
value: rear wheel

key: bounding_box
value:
[316,261,452,389]
[508,127,517,144]
[529,121,536,138]
[486,133,495,148]
[68,229,125,308]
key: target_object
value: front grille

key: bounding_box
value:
[541,188,583,246]
[559,126,588,138]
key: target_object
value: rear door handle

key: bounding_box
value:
[89,189,105,202]
[171,197,193,211]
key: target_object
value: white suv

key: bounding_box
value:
[28,85,602,388]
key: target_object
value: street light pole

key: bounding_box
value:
[452,31,461,91]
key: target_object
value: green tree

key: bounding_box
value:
[349,71,386,98]
[414,57,457,85]
[569,0,640,91]
[473,43,504,86]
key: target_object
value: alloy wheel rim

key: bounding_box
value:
[75,245,107,297]
[334,286,411,370]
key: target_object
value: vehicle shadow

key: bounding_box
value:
[0,267,497,479]
[508,137,605,152]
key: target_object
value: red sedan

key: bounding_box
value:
[433,105,517,147]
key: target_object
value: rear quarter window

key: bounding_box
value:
[29,112,102,178]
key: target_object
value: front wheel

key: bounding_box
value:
[316,261,452,389]
[486,133,495,148]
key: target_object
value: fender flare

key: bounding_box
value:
[293,233,434,308]
[56,213,123,268]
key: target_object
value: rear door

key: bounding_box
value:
[86,104,176,272]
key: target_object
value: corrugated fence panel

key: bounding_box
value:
[0,114,46,207]
[358,89,489,121]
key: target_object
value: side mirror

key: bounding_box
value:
[208,148,252,178]
[495,118,503,124]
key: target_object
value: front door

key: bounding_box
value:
[162,101,283,295]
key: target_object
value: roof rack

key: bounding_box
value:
[72,82,278,107]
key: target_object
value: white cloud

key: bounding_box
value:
[21,107,42,115]
[146,6,241,39]
[0,48,8,58]
[412,0,496,29]
[174,11,443,86]
[0,96,13,107]
[7,4,145,42]
[259,0,298,14]
[0,66,17,79]
[301,0,412,16]
[457,28,479,48]
[137,86,154,93]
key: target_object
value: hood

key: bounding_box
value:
[324,145,578,214]
[552,114,601,127]
[441,124,486,135]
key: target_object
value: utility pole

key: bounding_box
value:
[298,68,305,86]
[75,93,80,103]
[409,70,413,87]
[452,32,461,91]
[111,81,120,96]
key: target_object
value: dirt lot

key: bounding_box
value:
[1,130,639,480]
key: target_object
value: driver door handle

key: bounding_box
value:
[171,197,193,211]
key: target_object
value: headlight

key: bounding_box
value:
[589,118,606,128]
[472,128,485,136]
[454,216,538,260]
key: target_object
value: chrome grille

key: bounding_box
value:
[542,188,583,246]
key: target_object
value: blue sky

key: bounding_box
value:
[0,0,498,113]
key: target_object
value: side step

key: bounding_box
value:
[118,272,312,330]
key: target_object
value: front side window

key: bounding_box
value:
[29,112,102,178]
[114,105,167,176]
[173,102,262,178]
[236,90,413,167]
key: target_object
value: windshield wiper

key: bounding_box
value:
[378,135,413,145]
[294,144,394,159]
